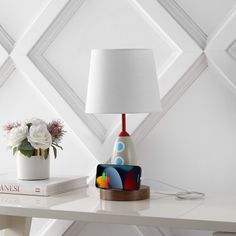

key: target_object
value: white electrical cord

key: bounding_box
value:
[142,178,205,200]
[175,191,205,200]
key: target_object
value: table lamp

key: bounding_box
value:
[86,49,161,165]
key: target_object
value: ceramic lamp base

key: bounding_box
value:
[111,136,136,165]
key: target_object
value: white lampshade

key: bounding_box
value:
[85,49,161,114]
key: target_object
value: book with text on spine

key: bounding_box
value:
[0,173,88,196]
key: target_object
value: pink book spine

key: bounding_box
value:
[0,184,46,196]
[0,184,20,193]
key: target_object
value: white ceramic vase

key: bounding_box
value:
[17,153,50,180]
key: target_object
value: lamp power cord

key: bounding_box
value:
[142,177,205,200]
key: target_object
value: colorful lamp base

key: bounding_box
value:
[111,136,136,165]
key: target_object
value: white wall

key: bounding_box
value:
[0,0,236,235]
[138,67,236,194]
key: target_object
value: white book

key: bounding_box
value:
[0,173,88,196]
[0,187,89,208]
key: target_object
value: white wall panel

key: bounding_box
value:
[44,0,175,93]
[28,0,202,165]
[175,0,236,35]
[138,68,236,194]
[0,0,50,41]
[0,44,8,66]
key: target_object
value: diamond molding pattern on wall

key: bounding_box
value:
[156,0,207,49]
[0,25,15,88]
[0,25,14,54]
[26,0,202,163]
[28,0,109,144]
[227,40,236,60]
[206,5,236,89]
[0,0,235,235]
[0,57,15,88]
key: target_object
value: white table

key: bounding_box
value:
[0,187,236,236]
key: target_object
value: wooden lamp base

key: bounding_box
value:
[100,185,150,201]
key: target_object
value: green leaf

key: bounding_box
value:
[13,147,18,155]
[52,143,63,150]
[19,138,34,151]
[52,145,57,159]
[19,149,34,157]
[26,123,32,131]
[43,148,49,160]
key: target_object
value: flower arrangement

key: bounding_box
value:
[3,118,66,159]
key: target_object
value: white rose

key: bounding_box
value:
[25,118,45,126]
[27,123,52,150]
[8,125,28,147]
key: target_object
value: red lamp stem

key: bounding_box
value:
[119,113,130,136]
[122,113,126,133]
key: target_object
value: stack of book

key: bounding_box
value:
[0,173,88,196]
